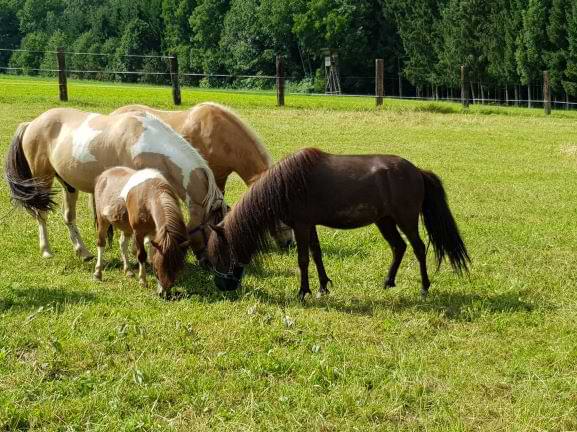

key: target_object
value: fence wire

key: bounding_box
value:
[1,47,575,109]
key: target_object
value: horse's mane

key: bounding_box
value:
[152,183,188,276]
[140,111,225,215]
[213,148,325,263]
[190,102,273,168]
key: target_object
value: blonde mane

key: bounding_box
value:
[138,111,224,215]
[190,102,273,168]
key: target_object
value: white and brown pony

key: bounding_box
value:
[4,108,226,261]
[111,103,294,247]
[94,167,190,296]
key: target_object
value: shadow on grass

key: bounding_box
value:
[0,286,98,312]
[242,283,545,321]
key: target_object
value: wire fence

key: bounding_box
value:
[0,47,574,111]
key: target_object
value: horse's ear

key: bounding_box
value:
[209,223,226,238]
[150,240,163,253]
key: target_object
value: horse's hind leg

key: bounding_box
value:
[309,227,331,296]
[36,211,53,258]
[93,218,109,281]
[398,219,430,297]
[59,182,93,261]
[375,217,406,288]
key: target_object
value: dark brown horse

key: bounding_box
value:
[207,148,470,299]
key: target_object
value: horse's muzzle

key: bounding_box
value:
[213,266,245,291]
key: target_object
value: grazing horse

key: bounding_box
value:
[4,108,227,261]
[111,103,294,248]
[94,167,190,296]
[207,148,470,299]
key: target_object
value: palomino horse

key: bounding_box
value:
[207,148,470,299]
[94,167,190,297]
[5,108,227,261]
[111,103,294,248]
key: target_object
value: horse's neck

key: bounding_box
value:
[148,195,167,235]
[188,109,272,186]
[149,191,180,237]
[233,134,272,186]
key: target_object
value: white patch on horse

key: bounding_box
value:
[120,168,165,200]
[72,113,102,163]
[130,113,207,192]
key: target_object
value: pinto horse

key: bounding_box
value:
[207,148,470,299]
[111,103,294,248]
[4,108,227,261]
[94,167,190,296]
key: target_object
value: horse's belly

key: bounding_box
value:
[51,159,103,192]
[317,203,383,229]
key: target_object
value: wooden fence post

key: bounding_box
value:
[276,55,285,107]
[56,47,68,102]
[543,71,551,115]
[169,55,181,105]
[375,58,384,106]
[461,65,469,108]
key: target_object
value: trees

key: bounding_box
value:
[0,0,21,67]
[1,0,575,100]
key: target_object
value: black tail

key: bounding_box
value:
[4,123,55,214]
[420,169,470,273]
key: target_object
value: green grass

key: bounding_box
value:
[1,75,577,431]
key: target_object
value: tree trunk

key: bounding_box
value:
[505,87,509,105]
[514,85,519,107]
[470,82,476,102]
[528,83,532,108]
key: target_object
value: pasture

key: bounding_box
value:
[1,75,577,431]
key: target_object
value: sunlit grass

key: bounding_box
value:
[1,74,577,430]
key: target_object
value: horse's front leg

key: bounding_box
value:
[309,227,331,297]
[60,183,93,261]
[294,225,312,301]
[36,211,53,258]
[135,233,148,288]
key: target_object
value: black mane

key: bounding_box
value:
[210,148,324,263]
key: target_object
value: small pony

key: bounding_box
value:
[207,148,470,299]
[93,167,191,296]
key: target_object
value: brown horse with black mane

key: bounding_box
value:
[207,148,470,299]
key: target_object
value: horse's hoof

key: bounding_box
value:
[298,289,311,302]
[125,270,135,278]
[93,272,102,281]
[42,251,54,259]
[139,279,148,288]
[316,289,330,299]
[420,288,429,298]
[384,280,396,289]
[82,254,95,262]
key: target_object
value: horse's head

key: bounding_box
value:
[187,199,229,267]
[206,222,245,291]
[149,238,189,297]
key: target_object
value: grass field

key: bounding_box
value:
[1,75,577,431]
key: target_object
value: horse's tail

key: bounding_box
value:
[4,123,55,214]
[420,169,470,273]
